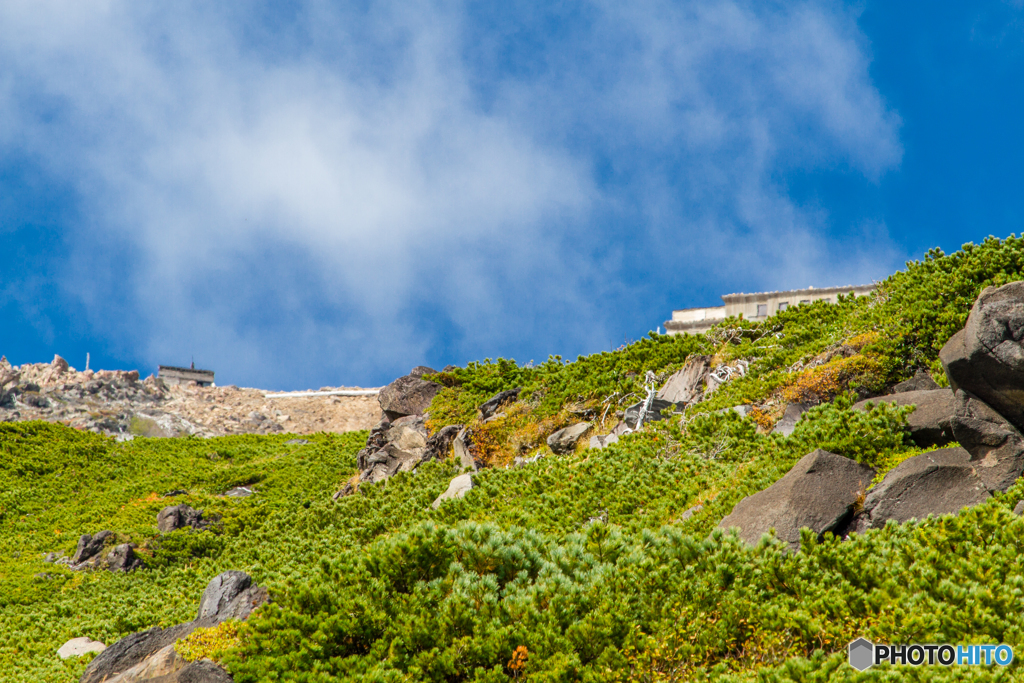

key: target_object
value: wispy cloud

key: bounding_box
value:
[0,0,902,387]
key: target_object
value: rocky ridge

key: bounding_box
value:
[0,356,380,438]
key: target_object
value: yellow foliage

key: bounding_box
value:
[781,354,883,405]
[175,619,243,663]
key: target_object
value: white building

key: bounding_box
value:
[664,284,876,335]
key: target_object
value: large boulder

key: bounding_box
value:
[852,388,955,447]
[157,504,206,533]
[73,531,113,564]
[854,447,990,531]
[717,449,875,551]
[940,282,1024,434]
[657,356,709,405]
[377,367,442,421]
[951,390,1024,492]
[80,571,269,683]
[547,423,592,454]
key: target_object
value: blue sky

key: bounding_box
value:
[1,1,1022,389]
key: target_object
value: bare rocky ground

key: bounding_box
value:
[0,355,381,439]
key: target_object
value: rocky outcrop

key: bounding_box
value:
[940,282,1024,433]
[656,357,710,405]
[157,505,208,533]
[453,427,480,471]
[424,424,462,462]
[0,355,380,437]
[851,448,989,531]
[431,474,474,509]
[717,449,874,551]
[69,531,144,572]
[377,367,442,422]
[949,391,1024,492]
[547,423,592,454]
[80,571,269,683]
[478,388,521,420]
[852,389,955,447]
[622,398,675,430]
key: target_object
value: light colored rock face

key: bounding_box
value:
[718,449,875,551]
[454,429,478,471]
[0,356,381,437]
[771,403,807,437]
[547,423,592,454]
[57,637,106,659]
[105,644,185,683]
[657,357,709,405]
[432,474,474,509]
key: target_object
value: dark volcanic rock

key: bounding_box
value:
[940,282,1024,434]
[72,531,113,564]
[623,398,675,429]
[951,390,1024,492]
[424,424,462,462]
[717,449,875,551]
[105,543,144,572]
[157,504,206,533]
[478,388,521,420]
[853,388,955,447]
[377,368,442,421]
[80,571,269,683]
[855,447,990,531]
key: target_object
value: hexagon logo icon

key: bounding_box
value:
[849,638,874,671]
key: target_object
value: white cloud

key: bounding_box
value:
[0,0,902,387]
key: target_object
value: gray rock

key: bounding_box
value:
[105,543,144,572]
[424,424,462,462]
[547,422,592,454]
[431,474,474,509]
[81,571,269,683]
[858,447,990,530]
[1014,500,1024,516]
[623,399,675,429]
[893,369,940,393]
[478,388,521,419]
[157,504,205,533]
[377,368,442,421]
[853,388,955,447]
[940,282,1024,434]
[284,438,311,445]
[177,659,234,682]
[951,390,1024,492]
[656,356,710,405]
[224,486,253,498]
[718,405,752,418]
[72,531,113,564]
[771,403,807,437]
[454,428,478,471]
[57,637,106,659]
[589,433,620,450]
[717,449,875,551]
[513,452,545,468]
[679,504,703,521]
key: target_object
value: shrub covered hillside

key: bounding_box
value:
[6,236,1024,682]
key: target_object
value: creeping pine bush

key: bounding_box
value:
[6,237,1024,682]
